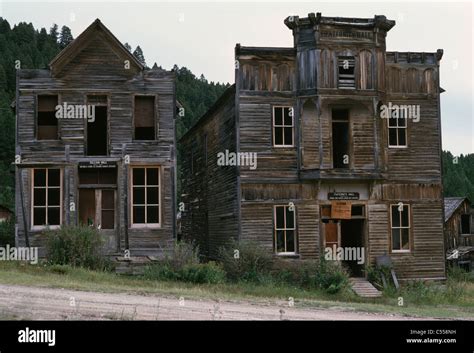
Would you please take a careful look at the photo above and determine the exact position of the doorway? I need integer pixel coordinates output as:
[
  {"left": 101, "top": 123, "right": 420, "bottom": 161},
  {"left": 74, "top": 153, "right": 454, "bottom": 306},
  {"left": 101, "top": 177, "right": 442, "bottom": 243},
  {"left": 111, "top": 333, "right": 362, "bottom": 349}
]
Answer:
[
  {"left": 340, "top": 219, "right": 365, "bottom": 276},
  {"left": 87, "top": 106, "right": 108, "bottom": 156}
]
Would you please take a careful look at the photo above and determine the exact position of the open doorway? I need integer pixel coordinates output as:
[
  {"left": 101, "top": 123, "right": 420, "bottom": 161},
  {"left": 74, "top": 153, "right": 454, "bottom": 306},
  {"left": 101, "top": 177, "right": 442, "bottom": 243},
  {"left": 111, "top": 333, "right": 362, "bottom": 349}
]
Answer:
[
  {"left": 87, "top": 105, "right": 108, "bottom": 156},
  {"left": 332, "top": 109, "right": 350, "bottom": 168},
  {"left": 340, "top": 219, "right": 365, "bottom": 276}
]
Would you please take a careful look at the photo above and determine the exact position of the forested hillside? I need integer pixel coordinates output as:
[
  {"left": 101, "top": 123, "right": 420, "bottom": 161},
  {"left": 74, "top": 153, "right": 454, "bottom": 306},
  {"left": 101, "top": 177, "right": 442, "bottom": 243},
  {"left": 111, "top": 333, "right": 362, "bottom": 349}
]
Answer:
[{"left": 443, "top": 151, "right": 474, "bottom": 202}]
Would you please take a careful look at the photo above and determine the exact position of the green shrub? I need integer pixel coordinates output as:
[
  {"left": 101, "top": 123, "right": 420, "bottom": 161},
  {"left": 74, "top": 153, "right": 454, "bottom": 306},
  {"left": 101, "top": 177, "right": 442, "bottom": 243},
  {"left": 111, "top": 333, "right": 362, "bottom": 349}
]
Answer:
[
  {"left": 45, "top": 225, "right": 111, "bottom": 271},
  {"left": 181, "top": 262, "right": 226, "bottom": 284},
  {"left": 160, "top": 241, "right": 199, "bottom": 272},
  {"left": 144, "top": 261, "right": 226, "bottom": 284},
  {"left": 314, "top": 259, "right": 349, "bottom": 294},
  {"left": 217, "top": 240, "right": 273, "bottom": 282},
  {"left": 0, "top": 217, "right": 15, "bottom": 247}
]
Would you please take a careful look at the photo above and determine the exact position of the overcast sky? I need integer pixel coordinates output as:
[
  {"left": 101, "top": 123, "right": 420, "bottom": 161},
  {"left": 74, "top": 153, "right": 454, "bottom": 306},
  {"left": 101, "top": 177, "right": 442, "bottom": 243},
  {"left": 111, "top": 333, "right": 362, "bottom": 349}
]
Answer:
[{"left": 1, "top": 1, "right": 472, "bottom": 155}]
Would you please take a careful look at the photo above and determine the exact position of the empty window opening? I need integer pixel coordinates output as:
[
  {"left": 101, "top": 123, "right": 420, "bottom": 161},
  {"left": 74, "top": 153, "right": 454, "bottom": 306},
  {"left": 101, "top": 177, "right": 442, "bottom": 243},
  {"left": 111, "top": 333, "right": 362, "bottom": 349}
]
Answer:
[
  {"left": 461, "top": 214, "right": 471, "bottom": 235},
  {"left": 37, "top": 95, "right": 58, "bottom": 140},
  {"left": 338, "top": 57, "right": 355, "bottom": 89},
  {"left": 79, "top": 189, "right": 115, "bottom": 229},
  {"left": 32, "top": 168, "right": 61, "bottom": 227},
  {"left": 87, "top": 105, "right": 108, "bottom": 156},
  {"left": 134, "top": 96, "right": 156, "bottom": 140},
  {"left": 332, "top": 109, "right": 350, "bottom": 169}
]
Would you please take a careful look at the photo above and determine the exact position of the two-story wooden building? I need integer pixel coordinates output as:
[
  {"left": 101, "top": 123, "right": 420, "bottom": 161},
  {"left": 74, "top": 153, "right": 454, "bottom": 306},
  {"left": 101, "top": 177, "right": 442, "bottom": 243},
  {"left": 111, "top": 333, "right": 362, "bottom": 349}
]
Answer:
[
  {"left": 180, "top": 13, "right": 445, "bottom": 280},
  {"left": 15, "top": 19, "right": 177, "bottom": 257}
]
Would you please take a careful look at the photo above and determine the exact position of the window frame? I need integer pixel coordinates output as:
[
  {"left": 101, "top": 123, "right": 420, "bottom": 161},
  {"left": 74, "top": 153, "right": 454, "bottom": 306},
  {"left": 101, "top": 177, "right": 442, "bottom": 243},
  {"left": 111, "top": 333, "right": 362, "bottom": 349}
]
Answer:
[
  {"left": 387, "top": 115, "right": 408, "bottom": 148},
  {"left": 273, "top": 205, "right": 297, "bottom": 255},
  {"left": 390, "top": 204, "right": 411, "bottom": 253},
  {"left": 130, "top": 166, "right": 161, "bottom": 229},
  {"left": 272, "top": 106, "right": 294, "bottom": 148},
  {"left": 31, "top": 168, "right": 63, "bottom": 231}
]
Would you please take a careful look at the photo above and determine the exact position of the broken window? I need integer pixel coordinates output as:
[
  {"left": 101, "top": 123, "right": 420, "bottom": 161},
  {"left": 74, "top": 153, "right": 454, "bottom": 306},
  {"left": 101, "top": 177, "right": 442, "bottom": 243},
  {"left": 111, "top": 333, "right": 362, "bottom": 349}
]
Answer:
[
  {"left": 32, "top": 168, "right": 61, "bottom": 228},
  {"left": 131, "top": 167, "right": 160, "bottom": 226},
  {"left": 274, "top": 205, "right": 296, "bottom": 254},
  {"left": 37, "top": 95, "right": 58, "bottom": 140},
  {"left": 86, "top": 99, "right": 108, "bottom": 155},
  {"left": 391, "top": 204, "right": 410, "bottom": 251},
  {"left": 388, "top": 113, "right": 407, "bottom": 147},
  {"left": 461, "top": 214, "right": 471, "bottom": 235},
  {"left": 332, "top": 109, "right": 350, "bottom": 168},
  {"left": 338, "top": 57, "right": 355, "bottom": 89},
  {"left": 134, "top": 96, "right": 156, "bottom": 140},
  {"left": 273, "top": 106, "right": 293, "bottom": 147}
]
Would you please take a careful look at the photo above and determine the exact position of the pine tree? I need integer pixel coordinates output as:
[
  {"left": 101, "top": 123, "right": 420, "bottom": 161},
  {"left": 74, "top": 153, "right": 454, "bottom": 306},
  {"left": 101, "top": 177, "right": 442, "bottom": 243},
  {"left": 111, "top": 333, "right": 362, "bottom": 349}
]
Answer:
[
  {"left": 49, "top": 24, "right": 58, "bottom": 42},
  {"left": 133, "top": 45, "right": 146, "bottom": 66},
  {"left": 124, "top": 42, "right": 132, "bottom": 52},
  {"left": 59, "top": 25, "right": 74, "bottom": 49}
]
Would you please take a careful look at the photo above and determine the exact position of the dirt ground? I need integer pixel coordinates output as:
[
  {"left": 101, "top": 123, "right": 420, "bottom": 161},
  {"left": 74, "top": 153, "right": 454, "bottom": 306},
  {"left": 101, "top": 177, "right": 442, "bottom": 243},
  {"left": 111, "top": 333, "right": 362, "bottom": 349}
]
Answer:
[{"left": 0, "top": 284, "right": 434, "bottom": 320}]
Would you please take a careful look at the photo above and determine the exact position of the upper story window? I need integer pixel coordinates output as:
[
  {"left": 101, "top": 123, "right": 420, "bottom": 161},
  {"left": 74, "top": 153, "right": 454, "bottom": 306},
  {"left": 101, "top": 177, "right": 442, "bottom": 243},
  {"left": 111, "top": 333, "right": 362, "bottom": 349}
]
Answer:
[
  {"left": 391, "top": 204, "right": 410, "bottom": 252},
  {"left": 388, "top": 115, "right": 407, "bottom": 148},
  {"left": 134, "top": 96, "right": 156, "bottom": 140},
  {"left": 273, "top": 106, "right": 294, "bottom": 147},
  {"left": 332, "top": 109, "right": 350, "bottom": 168},
  {"left": 37, "top": 95, "right": 58, "bottom": 140},
  {"left": 338, "top": 57, "right": 355, "bottom": 89},
  {"left": 32, "top": 168, "right": 62, "bottom": 229}
]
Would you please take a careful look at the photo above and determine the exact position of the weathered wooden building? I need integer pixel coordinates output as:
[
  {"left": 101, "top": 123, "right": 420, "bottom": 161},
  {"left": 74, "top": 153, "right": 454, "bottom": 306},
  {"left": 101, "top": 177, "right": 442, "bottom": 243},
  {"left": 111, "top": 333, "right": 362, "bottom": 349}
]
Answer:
[
  {"left": 15, "top": 19, "right": 177, "bottom": 256},
  {"left": 444, "top": 197, "right": 473, "bottom": 270},
  {"left": 180, "top": 13, "right": 445, "bottom": 280}
]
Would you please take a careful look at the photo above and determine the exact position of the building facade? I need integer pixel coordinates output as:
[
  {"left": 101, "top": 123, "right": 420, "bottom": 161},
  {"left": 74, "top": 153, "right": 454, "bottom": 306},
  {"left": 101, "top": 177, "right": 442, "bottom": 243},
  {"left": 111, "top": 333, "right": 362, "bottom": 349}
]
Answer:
[
  {"left": 180, "top": 13, "right": 446, "bottom": 280},
  {"left": 15, "top": 20, "right": 177, "bottom": 257}
]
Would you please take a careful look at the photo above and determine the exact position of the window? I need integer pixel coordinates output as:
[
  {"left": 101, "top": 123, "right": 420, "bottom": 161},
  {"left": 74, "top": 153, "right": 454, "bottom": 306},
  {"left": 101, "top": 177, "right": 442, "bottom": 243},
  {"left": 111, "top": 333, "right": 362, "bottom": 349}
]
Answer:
[
  {"left": 388, "top": 113, "right": 407, "bottom": 147},
  {"left": 131, "top": 167, "right": 160, "bottom": 226},
  {"left": 32, "top": 168, "right": 61, "bottom": 228},
  {"left": 134, "top": 96, "right": 156, "bottom": 140},
  {"left": 332, "top": 109, "right": 350, "bottom": 168},
  {"left": 273, "top": 107, "right": 294, "bottom": 147},
  {"left": 37, "top": 95, "right": 58, "bottom": 140},
  {"left": 338, "top": 57, "right": 355, "bottom": 89},
  {"left": 391, "top": 204, "right": 410, "bottom": 252},
  {"left": 274, "top": 205, "right": 296, "bottom": 254},
  {"left": 461, "top": 214, "right": 471, "bottom": 235}
]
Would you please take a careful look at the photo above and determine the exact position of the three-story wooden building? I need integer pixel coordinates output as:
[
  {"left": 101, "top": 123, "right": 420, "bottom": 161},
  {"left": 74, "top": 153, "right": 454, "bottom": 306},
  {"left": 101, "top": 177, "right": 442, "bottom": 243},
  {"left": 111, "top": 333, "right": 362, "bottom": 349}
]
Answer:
[{"left": 180, "top": 13, "right": 445, "bottom": 280}]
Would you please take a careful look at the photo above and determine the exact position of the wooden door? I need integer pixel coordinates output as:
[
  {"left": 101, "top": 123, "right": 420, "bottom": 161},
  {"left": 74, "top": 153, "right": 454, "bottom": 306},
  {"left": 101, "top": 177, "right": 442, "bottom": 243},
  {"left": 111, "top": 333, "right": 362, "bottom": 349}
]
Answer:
[{"left": 324, "top": 220, "right": 339, "bottom": 249}]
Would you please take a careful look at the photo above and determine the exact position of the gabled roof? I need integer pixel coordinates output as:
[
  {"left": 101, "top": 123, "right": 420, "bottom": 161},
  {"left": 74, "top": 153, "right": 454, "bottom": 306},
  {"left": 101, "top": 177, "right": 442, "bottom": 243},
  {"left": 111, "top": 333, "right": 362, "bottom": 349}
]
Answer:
[
  {"left": 444, "top": 197, "right": 470, "bottom": 222},
  {"left": 49, "top": 19, "right": 144, "bottom": 76}
]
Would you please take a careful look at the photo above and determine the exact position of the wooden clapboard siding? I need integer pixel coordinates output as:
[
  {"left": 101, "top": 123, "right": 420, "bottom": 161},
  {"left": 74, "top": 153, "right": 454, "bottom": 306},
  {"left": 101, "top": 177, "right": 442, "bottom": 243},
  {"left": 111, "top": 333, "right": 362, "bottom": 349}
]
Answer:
[
  {"left": 180, "top": 13, "right": 445, "bottom": 279},
  {"left": 179, "top": 86, "right": 239, "bottom": 259},
  {"left": 15, "top": 20, "right": 176, "bottom": 256}
]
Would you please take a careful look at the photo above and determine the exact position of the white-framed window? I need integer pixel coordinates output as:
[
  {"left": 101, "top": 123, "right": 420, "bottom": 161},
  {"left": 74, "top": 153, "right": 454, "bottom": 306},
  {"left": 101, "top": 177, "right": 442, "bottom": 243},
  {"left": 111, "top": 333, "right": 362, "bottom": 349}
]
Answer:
[
  {"left": 390, "top": 204, "right": 410, "bottom": 252},
  {"left": 274, "top": 205, "right": 297, "bottom": 254},
  {"left": 131, "top": 166, "right": 160, "bottom": 227},
  {"left": 388, "top": 115, "right": 407, "bottom": 147},
  {"left": 32, "top": 168, "right": 62, "bottom": 229},
  {"left": 273, "top": 106, "right": 294, "bottom": 147}
]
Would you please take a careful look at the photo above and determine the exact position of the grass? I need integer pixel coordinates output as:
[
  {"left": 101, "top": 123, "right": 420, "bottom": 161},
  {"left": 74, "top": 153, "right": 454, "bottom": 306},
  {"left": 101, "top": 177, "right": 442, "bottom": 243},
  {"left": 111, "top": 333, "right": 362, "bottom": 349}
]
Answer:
[{"left": 0, "top": 261, "right": 472, "bottom": 319}]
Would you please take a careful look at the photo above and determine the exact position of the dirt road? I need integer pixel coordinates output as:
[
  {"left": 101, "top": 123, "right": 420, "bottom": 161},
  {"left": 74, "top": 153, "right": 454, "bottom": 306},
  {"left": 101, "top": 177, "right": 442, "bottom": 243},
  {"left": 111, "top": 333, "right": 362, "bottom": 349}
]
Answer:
[{"left": 0, "top": 284, "right": 430, "bottom": 320}]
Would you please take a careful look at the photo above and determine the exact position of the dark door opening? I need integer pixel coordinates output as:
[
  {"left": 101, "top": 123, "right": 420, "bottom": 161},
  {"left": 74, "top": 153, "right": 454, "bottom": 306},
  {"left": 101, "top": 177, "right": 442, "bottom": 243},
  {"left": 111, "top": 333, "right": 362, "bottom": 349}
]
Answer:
[
  {"left": 87, "top": 106, "right": 108, "bottom": 156},
  {"left": 332, "top": 109, "right": 350, "bottom": 169},
  {"left": 340, "top": 219, "right": 364, "bottom": 276}
]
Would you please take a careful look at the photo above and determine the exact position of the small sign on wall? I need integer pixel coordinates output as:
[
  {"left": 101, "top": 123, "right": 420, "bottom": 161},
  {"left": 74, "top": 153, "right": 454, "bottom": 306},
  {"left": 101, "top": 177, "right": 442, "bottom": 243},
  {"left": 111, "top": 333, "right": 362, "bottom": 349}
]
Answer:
[
  {"left": 328, "top": 192, "right": 359, "bottom": 200},
  {"left": 331, "top": 201, "right": 352, "bottom": 219}
]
